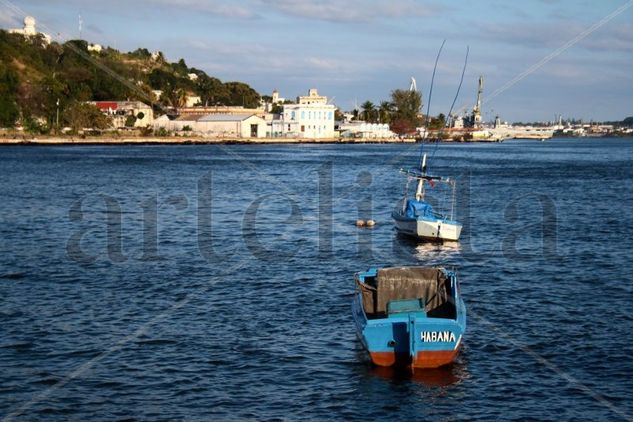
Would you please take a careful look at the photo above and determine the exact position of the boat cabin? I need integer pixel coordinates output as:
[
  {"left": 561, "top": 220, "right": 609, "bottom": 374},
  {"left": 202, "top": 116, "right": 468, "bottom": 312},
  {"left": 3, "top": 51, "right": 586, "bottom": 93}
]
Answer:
[{"left": 357, "top": 267, "right": 456, "bottom": 320}]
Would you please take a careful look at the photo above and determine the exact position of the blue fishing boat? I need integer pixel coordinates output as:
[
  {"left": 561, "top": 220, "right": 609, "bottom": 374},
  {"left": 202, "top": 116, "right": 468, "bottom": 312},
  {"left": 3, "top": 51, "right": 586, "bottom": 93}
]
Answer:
[
  {"left": 353, "top": 266, "right": 466, "bottom": 369},
  {"left": 392, "top": 154, "right": 462, "bottom": 241}
]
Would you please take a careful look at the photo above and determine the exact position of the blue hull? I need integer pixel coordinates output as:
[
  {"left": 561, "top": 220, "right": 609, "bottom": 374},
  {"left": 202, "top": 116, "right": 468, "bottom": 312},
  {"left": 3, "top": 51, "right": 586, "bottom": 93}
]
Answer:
[{"left": 353, "top": 267, "right": 466, "bottom": 369}]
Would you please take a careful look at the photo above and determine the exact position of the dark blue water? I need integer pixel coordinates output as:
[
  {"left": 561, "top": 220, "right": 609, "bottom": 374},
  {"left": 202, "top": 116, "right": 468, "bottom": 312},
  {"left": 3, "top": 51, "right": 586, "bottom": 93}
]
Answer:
[{"left": 1, "top": 138, "right": 632, "bottom": 420}]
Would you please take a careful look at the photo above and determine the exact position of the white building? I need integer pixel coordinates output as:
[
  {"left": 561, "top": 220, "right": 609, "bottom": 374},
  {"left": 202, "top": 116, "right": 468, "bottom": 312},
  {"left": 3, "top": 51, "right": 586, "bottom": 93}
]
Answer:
[
  {"left": 277, "top": 89, "right": 336, "bottom": 138},
  {"left": 88, "top": 43, "right": 102, "bottom": 53},
  {"left": 185, "top": 95, "right": 201, "bottom": 107},
  {"left": 9, "top": 16, "right": 51, "bottom": 44},
  {"left": 339, "top": 122, "right": 395, "bottom": 139},
  {"left": 155, "top": 113, "right": 266, "bottom": 138},
  {"left": 262, "top": 89, "right": 286, "bottom": 112},
  {"left": 90, "top": 101, "right": 154, "bottom": 128},
  {"left": 272, "top": 89, "right": 285, "bottom": 104}
]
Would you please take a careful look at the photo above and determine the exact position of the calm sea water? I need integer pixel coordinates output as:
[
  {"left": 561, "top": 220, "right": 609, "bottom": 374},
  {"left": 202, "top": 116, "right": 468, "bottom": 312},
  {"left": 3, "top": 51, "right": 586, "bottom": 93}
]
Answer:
[{"left": 1, "top": 138, "right": 632, "bottom": 420}]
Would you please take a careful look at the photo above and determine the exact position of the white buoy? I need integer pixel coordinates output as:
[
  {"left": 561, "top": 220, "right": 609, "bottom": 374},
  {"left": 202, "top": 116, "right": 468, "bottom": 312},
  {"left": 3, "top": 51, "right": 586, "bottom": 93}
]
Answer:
[
  {"left": 356, "top": 219, "right": 366, "bottom": 227},
  {"left": 366, "top": 219, "right": 376, "bottom": 227}
]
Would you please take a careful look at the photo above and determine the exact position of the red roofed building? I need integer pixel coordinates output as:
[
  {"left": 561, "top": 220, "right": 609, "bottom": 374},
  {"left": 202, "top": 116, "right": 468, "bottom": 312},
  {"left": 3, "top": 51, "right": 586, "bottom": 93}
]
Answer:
[{"left": 88, "top": 101, "right": 153, "bottom": 128}]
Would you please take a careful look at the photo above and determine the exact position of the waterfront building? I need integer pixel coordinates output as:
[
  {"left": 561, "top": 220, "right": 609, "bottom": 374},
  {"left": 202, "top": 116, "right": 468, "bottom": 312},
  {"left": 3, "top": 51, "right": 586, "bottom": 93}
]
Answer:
[
  {"left": 177, "top": 105, "right": 265, "bottom": 117},
  {"left": 277, "top": 89, "right": 337, "bottom": 138},
  {"left": 155, "top": 113, "right": 266, "bottom": 138},
  {"left": 90, "top": 101, "right": 154, "bottom": 128},
  {"left": 9, "top": 16, "right": 51, "bottom": 44},
  {"left": 339, "top": 122, "right": 395, "bottom": 139}
]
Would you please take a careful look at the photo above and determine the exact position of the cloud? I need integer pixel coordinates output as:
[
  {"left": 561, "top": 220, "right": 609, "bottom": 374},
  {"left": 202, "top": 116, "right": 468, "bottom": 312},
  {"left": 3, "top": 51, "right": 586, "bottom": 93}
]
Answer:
[
  {"left": 130, "top": 0, "right": 258, "bottom": 19},
  {"left": 184, "top": 39, "right": 352, "bottom": 74},
  {"left": 86, "top": 23, "right": 104, "bottom": 35},
  {"left": 475, "top": 20, "right": 633, "bottom": 52},
  {"left": 582, "top": 23, "right": 633, "bottom": 51},
  {"left": 0, "top": 7, "right": 21, "bottom": 28},
  {"left": 261, "top": 0, "right": 437, "bottom": 22}
]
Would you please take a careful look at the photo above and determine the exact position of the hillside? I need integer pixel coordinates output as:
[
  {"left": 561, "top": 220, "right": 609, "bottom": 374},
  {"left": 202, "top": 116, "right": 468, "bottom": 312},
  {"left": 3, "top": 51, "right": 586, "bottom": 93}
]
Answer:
[{"left": 0, "top": 30, "right": 261, "bottom": 131}]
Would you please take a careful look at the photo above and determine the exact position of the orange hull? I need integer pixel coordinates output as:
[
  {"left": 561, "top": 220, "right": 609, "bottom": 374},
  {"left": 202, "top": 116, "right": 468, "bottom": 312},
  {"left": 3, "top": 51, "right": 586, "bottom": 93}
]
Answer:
[{"left": 370, "top": 349, "right": 459, "bottom": 369}]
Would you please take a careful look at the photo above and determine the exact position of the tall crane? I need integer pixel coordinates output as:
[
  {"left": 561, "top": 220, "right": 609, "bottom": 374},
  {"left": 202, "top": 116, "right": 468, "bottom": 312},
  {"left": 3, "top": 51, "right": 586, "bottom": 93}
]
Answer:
[{"left": 472, "top": 75, "right": 483, "bottom": 128}]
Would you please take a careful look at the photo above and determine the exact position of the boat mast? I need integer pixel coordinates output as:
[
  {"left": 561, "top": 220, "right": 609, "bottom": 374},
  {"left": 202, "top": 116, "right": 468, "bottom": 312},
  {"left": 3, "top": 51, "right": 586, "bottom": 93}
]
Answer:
[
  {"left": 415, "top": 154, "right": 427, "bottom": 201},
  {"left": 450, "top": 180, "right": 456, "bottom": 220}
]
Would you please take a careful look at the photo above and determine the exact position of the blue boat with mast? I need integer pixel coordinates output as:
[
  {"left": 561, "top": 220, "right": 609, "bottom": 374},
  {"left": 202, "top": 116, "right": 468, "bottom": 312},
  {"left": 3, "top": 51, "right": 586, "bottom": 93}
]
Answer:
[
  {"left": 392, "top": 153, "right": 462, "bottom": 241},
  {"left": 391, "top": 42, "right": 468, "bottom": 242}
]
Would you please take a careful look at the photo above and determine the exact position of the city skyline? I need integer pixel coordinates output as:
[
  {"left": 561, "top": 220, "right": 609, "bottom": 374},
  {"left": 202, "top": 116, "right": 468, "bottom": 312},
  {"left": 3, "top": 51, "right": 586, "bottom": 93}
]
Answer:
[{"left": 2, "top": 0, "right": 632, "bottom": 122}]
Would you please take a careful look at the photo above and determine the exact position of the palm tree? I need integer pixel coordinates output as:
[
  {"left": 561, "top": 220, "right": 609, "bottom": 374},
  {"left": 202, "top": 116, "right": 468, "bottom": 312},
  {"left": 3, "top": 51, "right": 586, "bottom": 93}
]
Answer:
[
  {"left": 379, "top": 101, "right": 394, "bottom": 124},
  {"left": 176, "top": 89, "right": 188, "bottom": 108},
  {"left": 361, "top": 100, "right": 375, "bottom": 122}
]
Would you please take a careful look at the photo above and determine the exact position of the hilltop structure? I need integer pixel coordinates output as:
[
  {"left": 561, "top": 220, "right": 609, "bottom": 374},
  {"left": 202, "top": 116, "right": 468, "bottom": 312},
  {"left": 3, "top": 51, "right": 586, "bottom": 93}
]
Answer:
[{"left": 9, "top": 16, "right": 51, "bottom": 44}]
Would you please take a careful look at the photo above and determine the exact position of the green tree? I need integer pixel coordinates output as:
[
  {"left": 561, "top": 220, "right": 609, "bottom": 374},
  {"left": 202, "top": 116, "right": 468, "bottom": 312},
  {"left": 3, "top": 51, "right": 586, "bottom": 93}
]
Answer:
[
  {"left": 149, "top": 68, "right": 177, "bottom": 90},
  {"left": 223, "top": 81, "right": 260, "bottom": 108},
  {"left": 129, "top": 48, "right": 151, "bottom": 59},
  {"left": 160, "top": 87, "right": 188, "bottom": 108},
  {"left": 378, "top": 101, "right": 394, "bottom": 124},
  {"left": 125, "top": 114, "right": 137, "bottom": 127},
  {"left": 390, "top": 89, "right": 422, "bottom": 135},
  {"left": 22, "top": 114, "right": 47, "bottom": 134},
  {"left": 196, "top": 76, "right": 227, "bottom": 106},
  {"left": 0, "top": 65, "right": 19, "bottom": 127},
  {"left": 173, "top": 58, "right": 188, "bottom": 75},
  {"left": 361, "top": 101, "right": 376, "bottom": 122},
  {"left": 429, "top": 113, "right": 446, "bottom": 130},
  {"left": 63, "top": 102, "right": 112, "bottom": 132}
]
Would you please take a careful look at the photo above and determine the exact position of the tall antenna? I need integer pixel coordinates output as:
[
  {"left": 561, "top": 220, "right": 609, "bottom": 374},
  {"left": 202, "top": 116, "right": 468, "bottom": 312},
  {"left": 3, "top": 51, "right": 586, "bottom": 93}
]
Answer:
[{"left": 78, "top": 13, "right": 83, "bottom": 39}]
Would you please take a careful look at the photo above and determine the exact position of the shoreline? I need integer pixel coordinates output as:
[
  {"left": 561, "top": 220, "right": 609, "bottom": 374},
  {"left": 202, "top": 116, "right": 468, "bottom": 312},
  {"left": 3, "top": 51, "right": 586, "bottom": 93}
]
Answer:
[
  {"left": 0, "top": 136, "right": 413, "bottom": 145},
  {"left": 0, "top": 136, "right": 507, "bottom": 146}
]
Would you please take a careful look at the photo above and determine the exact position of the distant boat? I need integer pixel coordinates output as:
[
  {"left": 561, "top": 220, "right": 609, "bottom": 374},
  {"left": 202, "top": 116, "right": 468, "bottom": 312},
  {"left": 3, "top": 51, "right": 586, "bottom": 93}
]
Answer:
[
  {"left": 392, "top": 153, "right": 462, "bottom": 241},
  {"left": 353, "top": 266, "right": 466, "bottom": 370}
]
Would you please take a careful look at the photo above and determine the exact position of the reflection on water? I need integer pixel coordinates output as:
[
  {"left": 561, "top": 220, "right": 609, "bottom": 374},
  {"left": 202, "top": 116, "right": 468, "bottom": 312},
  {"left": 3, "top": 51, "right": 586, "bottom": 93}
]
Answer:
[
  {"left": 392, "top": 232, "right": 462, "bottom": 265},
  {"left": 368, "top": 362, "right": 469, "bottom": 388},
  {"left": 2, "top": 139, "right": 633, "bottom": 419}
]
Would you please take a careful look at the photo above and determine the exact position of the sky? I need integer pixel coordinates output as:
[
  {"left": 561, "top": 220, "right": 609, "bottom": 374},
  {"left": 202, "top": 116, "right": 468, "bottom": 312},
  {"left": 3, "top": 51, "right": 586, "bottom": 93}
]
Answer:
[{"left": 2, "top": 0, "right": 632, "bottom": 122}]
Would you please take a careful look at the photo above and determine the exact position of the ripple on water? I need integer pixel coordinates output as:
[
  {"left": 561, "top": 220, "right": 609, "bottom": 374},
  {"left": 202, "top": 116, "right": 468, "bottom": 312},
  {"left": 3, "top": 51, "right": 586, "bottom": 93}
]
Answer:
[{"left": 0, "top": 140, "right": 632, "bottom": 419}]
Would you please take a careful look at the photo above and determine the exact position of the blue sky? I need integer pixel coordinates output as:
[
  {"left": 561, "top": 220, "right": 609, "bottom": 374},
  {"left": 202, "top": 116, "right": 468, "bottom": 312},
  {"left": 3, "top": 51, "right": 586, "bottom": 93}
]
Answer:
[{"left": 2, "top": 0, "right": 632, "bottom": 121}]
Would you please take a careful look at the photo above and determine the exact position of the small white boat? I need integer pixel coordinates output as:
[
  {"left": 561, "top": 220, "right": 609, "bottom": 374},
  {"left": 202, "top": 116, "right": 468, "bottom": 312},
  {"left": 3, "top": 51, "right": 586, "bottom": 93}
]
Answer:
[{"left": 392, "top": 154, "right": 462, "bottom": 242}]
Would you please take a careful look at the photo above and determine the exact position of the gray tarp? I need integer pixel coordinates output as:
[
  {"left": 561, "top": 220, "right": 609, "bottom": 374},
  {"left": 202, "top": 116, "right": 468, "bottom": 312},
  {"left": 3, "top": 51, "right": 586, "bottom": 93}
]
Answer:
[{"left": 359, "top": 267, "right": 451, "bottom": 318}]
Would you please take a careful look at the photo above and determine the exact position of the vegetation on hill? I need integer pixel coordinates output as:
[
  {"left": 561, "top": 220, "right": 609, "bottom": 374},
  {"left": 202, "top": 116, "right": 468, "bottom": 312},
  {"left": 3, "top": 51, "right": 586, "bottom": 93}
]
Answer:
[{"left": 0, "top": 30, "right": 261, "bottom": 131}]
